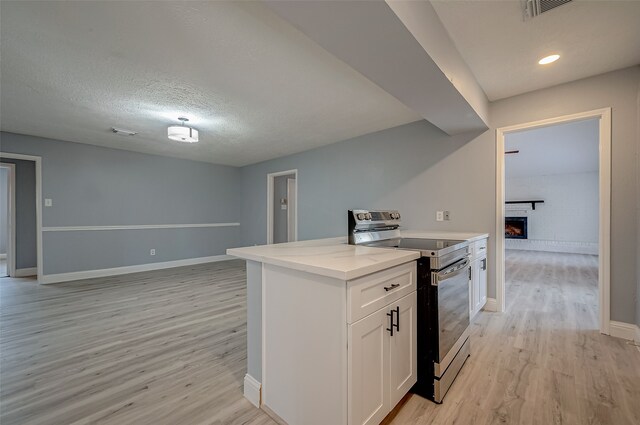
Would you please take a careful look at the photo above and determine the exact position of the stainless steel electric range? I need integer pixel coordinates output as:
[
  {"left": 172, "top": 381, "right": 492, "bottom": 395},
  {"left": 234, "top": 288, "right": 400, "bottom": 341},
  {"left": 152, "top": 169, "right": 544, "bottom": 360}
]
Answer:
[{"left": 348, "top": 209, "right": 471, "bottom": 403}]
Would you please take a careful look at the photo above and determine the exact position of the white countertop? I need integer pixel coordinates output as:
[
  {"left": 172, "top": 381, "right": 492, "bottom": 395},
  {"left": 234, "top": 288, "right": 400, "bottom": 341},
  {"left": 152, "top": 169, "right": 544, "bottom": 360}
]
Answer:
[
  {"left": 227, "top": 231, "right": 488, "bottom": 280},
  {"left": 227, "top": 237, "right": 419, "bottom": 281}
]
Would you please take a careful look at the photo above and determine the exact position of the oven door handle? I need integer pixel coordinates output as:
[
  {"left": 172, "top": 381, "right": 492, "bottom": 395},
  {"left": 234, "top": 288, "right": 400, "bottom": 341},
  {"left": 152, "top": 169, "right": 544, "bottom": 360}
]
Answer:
[{"left": 432, "top": 258, "right": 470, "bottom": 285}]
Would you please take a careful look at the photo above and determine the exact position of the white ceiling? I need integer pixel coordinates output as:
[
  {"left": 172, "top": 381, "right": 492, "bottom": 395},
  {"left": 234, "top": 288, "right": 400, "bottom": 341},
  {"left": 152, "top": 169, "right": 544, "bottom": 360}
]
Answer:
[
  {"left": 431, "top": 0, "right": 640, "bottom": 101},
  {"left": 505, "top": 118, "right": 599, "bottom": 178},
  {"left": 0, "top": 1, "right": 420, "bottom": 166}
]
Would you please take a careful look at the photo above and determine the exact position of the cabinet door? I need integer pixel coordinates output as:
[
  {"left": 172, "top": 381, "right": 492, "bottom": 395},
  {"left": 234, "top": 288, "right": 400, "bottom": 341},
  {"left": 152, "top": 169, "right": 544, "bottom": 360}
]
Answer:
[
  {"left": 479, "top": 257, "right": 487, "bottom": 308},
  {"left": 471, "top": 259, "right": 481, "bottom": 318},
  {"left": 388, "top": 292, "right": 417, "bottom": 408},
  {"left": 469, "top": 261, "right": 474, "bottom": 315},
  {"left": 348, "top": 307, "right": 389, "bottom": 425}
]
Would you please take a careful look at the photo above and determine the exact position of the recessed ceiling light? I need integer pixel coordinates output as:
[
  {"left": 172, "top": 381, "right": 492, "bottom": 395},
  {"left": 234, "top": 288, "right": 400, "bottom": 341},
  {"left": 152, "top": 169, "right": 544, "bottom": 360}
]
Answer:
[
  {"left": 538, "top": 54, "right": 560, "bottom": 65},
  {"left": 168, "top": 117, "right": 199, "bottom": 143}
]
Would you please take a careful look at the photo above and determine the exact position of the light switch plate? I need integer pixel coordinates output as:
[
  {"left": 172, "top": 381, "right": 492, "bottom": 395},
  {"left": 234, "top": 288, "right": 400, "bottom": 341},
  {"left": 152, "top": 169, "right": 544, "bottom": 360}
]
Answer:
[{"left": 44, "top": 198, "right": 53, "bottom": 207}]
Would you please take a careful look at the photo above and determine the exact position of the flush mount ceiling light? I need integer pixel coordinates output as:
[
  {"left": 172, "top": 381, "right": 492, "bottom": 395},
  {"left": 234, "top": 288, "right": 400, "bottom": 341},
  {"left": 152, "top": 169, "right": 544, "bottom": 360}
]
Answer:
[
  {"left": 538, "top": 54, "right": 560, "bottom": 65},
  {"left": 168, "top": 117, "right": 199, "bottom": 143}
]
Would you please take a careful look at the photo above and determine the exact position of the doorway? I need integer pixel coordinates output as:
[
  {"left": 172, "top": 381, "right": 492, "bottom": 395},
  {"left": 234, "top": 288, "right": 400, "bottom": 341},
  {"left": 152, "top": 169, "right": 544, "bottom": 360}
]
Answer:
[
  {"left": 0, "top": 163, "right": 15, "bottom": 277},
  {"left": 0, "top": 153, "right": 43, "bottom": 281},
  {"left": 495, "top": 108, "right": 611, "bottom": 335},
  {"left": 267, "top": 169, "right": 298, "bottom": 244}
]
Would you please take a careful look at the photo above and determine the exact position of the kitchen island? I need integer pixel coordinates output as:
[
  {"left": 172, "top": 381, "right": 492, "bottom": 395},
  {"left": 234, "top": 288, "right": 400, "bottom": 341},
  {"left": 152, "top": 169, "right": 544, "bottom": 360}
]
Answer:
[{"left": 227, "top": 231, "right": 488, "bottom": 425}]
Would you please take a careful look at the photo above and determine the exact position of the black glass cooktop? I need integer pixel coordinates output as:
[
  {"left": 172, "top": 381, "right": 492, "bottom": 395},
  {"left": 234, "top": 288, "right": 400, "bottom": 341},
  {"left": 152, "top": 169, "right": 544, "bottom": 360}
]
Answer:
[
  {"left": 362, "top": 238, "right": 468, "bottom": 256},
  {"left": 396, "top": 238, "right": 466, "bottom": 251}
]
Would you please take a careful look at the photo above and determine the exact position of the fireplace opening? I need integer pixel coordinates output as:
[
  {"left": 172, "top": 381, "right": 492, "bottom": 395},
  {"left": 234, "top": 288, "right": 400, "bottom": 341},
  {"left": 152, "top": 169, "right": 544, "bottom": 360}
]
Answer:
[{"left": 505, "top": 217, "right": 528, "bottom": 239}]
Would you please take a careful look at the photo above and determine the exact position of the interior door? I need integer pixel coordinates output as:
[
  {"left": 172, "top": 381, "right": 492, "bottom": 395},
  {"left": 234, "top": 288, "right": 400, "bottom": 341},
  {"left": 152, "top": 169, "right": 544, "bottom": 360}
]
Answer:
[
  {"left": 348, "top": 307, "right": 389, "bottom": 425},
  {"left": 286, "top": 178, "right": 297, "bottom": 242},
  {"left": 388, "top": 293, "right": 417, "bottom": 408}
]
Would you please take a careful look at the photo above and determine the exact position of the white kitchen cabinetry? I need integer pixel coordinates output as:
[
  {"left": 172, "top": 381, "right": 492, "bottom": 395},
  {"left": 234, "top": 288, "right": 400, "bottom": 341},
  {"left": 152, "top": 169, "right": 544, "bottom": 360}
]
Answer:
[
  {"left": 387, "top": 293, "right": 417, "bottom": 408},
  {"left": 478, "top": 257, "right": 487, "bottom": 309},
  {"left": 348, "top": 304, "right": 389, "bottom": 425},
  {"left": 469, "top": 238, "right": 488, "bottom": 318},
  {"left": 348, "top": 292, "right": 417, "bottom": 425},
  {"left": 262, "top": 261, "right": 417, "bottom": 425}
]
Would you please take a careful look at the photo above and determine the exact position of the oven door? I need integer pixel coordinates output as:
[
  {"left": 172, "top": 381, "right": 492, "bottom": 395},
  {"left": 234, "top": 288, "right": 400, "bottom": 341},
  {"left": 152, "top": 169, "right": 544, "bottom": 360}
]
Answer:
[{"left": 431, "top": 258, "right": 470, "bottom": 372}]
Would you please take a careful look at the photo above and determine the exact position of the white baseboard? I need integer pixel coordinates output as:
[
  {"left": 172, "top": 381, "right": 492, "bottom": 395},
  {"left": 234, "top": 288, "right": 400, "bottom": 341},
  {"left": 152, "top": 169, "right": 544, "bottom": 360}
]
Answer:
[
  {"left": 244, "top": 374, "right": 261, "bottom": 408},
  {"left": 15, "top": 267, "right": 37, "bottom": 277},
  {"left": 39, "top": 255, "right": 234, "bottom": 284},
  {"left": 609, "top": 321, "right": 640, "bottom": 341},
  {"left": 483, "top": 297, "right": 498, "bottom": 312},
  {"left": 505, "top": 239, "right": 598, "bottom": 255},
  {"left": 0, "top": 253, "right": 6, "bottom": 259}
]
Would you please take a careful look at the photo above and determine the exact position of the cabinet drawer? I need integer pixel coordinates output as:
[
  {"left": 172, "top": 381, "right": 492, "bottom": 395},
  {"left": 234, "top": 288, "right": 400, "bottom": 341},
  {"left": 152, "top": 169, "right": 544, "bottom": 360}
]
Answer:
[
  {"left": 347, "top": 262, "right": 416, "bottom": 324},
  {"left": 471, "top": 239, "right": 487, "bottom": 261}
]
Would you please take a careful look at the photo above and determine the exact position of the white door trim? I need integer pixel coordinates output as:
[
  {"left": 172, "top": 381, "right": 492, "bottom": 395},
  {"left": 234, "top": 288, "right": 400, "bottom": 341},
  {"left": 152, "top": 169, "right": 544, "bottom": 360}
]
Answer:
[
  {"left": 0, "top": 162, "right": 16, "bottom": 277},
  {"left": 495, "top": 108, "right": 611, "bottom": 335},
  {"left": 0, "top": 152, "right": 43, "bottom": 283},
  {"left": 266, "top": 169, "right": 298, "bottom": 244}
]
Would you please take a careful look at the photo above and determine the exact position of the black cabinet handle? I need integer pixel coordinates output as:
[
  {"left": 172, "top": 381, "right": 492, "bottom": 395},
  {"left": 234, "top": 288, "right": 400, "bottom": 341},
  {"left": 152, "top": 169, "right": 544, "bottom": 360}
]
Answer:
[
  {"left": 482, "top": 258, "right": 487, "bottom": 271},
  {"left": 384, "top": 283, "right": 400, "bottom": 291},
  {"left": 387, "top": 306, "right": 400, "bottom": 336}
]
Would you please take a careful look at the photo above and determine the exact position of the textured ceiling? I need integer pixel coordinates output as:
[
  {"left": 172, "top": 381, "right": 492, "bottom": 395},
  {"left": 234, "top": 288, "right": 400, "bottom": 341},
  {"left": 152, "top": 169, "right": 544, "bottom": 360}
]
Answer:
[
  {"left": 0, "top": 1, "right": 420, "bottom": 166},
  {"left": 431, "top": 0, "right": 640, "bottom": 101},
  {"left": 505, "top": 118, "right": 599, "bottom": 178}
]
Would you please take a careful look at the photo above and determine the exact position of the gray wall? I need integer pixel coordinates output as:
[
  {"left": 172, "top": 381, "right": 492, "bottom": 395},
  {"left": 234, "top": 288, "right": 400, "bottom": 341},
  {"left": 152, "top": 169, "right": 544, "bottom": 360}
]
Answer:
[
  {"left": 273, "top": 174, "right": 295, "bottom": 244},
  {"left": 0, "top": 158, "right": 37, "bottom": 269},
  {"left": 0, "top": 167, "right": 7, "bottom": 254},
  {"left": 240, "top": 66, "right": 640, "bottom": 325},
  {"left": 490, "top": 66, "right": 639, "bottom": 324},
  {"left": 240, "top": 120, "right": 486, "bottom": 245},
  {"left": 0, "top": 132, "right": 242, "bottom": 275}
]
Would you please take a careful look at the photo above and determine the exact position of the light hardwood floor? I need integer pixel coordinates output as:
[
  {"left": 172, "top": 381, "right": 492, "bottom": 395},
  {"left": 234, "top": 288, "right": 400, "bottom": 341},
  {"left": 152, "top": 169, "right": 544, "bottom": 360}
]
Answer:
[
  {"left": 1, "top": 251, "right": 639, "bottom": 425},
  {"left": 0, "top": 261, "right": 274, "bottom": 425},
  {"left": 386, "top": 250, "right": 640, "bottom": 425}
]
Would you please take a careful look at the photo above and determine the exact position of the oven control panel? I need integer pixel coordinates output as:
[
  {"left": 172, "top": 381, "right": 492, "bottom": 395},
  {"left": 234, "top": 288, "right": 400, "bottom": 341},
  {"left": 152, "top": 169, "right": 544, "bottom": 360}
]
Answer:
[
  {"left": 351, "top": 209, "right": 401, "bottom": 223},
  {"left": 348, "top": 209, "right": 402, "bottom": 245}
]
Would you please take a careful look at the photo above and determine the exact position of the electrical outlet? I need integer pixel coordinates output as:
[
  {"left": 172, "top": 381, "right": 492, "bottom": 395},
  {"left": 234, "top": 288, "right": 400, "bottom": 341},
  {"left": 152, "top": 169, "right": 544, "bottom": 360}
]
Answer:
[
  {"left": 444, "top": 211, "right": 451, "bottom": 221},
  {"left": 150, "top": 249, "right": 156, "bottom": 256},
  {"left": 436, "top": 211, "right": 444, "bottom": 221},
  {"left": 44, "top": 198, "right": 53, "bottom": 207}
]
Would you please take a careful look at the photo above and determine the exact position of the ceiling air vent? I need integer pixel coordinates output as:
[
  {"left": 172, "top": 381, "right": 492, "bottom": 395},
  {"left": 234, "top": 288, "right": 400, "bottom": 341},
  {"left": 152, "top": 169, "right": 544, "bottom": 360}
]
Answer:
[{"left": 522, "top": 0, "right": 573, "bottom": 20}]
